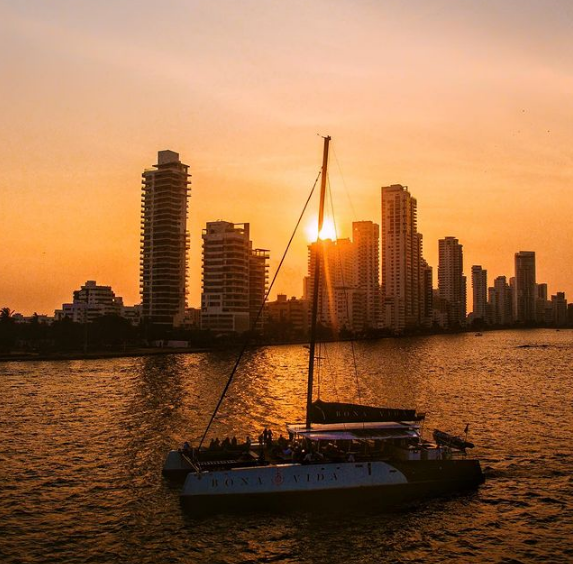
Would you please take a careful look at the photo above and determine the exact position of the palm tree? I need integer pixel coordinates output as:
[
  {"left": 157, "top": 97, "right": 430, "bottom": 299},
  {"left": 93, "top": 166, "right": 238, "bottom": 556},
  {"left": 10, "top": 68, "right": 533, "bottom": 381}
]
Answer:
[
  {"left": 0, "top": 307, "right": 16, "bottom": 353},
  {"left": 0, "top": 307, "right": 15, "bottom": 323}
]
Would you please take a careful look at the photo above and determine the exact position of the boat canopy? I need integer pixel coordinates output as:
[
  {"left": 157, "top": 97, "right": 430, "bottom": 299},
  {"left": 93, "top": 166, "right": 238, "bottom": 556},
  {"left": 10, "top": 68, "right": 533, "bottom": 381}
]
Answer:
[
  {"left": 309, "top": 400, "right": 424, "bottom": 424},
  {"left": 287, "top": 421, "right": 420, "bottom": 442}
]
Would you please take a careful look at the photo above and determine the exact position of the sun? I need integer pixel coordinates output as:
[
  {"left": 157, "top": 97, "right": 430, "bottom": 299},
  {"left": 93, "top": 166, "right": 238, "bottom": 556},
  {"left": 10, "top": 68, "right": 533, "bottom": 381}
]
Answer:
[
  {"left": 319, "top": 218, "right": 337, "bottom": 240},
  {"left": 305, "top": 215, "right": 337, "bottom": 242}
]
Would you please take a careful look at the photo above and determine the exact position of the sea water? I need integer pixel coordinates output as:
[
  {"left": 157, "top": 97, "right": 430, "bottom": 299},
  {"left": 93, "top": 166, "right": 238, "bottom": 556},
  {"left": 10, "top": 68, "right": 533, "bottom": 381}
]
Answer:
[{"left": 1, "top": 329, "right": 572, "bottom": 563}]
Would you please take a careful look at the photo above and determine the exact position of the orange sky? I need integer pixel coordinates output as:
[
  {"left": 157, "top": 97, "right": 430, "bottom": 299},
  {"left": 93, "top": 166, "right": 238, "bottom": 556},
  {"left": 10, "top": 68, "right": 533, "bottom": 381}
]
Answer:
[{"left": 1, "top": 1, "right": 572, "bottom": 315}]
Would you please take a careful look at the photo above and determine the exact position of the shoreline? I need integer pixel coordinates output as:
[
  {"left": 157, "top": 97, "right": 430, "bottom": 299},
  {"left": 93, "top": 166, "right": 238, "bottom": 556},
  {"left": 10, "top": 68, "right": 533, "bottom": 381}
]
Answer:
[
  {"left": 0, "top": 326, "right": 567, "bottom": 364},
  {"left": 0, "top": 347, "right": 211, "bottom": 363}
]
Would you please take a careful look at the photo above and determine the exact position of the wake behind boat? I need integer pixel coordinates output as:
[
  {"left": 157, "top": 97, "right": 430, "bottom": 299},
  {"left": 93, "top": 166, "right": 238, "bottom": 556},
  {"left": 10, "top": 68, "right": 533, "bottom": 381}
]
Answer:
[{"left": 163, "top": 136, "right": 484, "bottom": 513}]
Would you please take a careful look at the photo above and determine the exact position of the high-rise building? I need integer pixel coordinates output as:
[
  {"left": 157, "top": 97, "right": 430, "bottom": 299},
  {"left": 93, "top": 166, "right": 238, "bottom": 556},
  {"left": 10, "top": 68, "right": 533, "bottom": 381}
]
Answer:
[
  {"left": 551, "top": 292, "right": 568, "bottom": 326},
  {"left": 201, "top": 221, "right": 269, "bottom": 334},
  {"left": 352, "top": 221, "right": 381, "bottom": 329},
  {"left": 265, "top": 294, "right": 309, "bottom": 337},
  {"left": 471, "top": 265, "right": 488, "bottom": 321},
  {"left": 514, "top": 251, "right": 536, "bottom": 323},
  {"left": 492, "top": 276, "right": 513, "bottom": 325},
  {"left": 140, "top": 150, "right": 190, "bottom": 326},
  {"left": 381, "top": 185, "right": 423, "bottom": 332},
  {"left": 420, "top": 259, "right": 433, "bottom": 327},
  {"left": 486, "top": 287, "right": 496, "bottom": 325},
  {"left": 249, "top": 249, "right": 270, "bottom": 331},
  {"left": 438, "top": 237, "right": 466, "bottom": 327},
  {"left": 307, "top": 238, "right": 364, "bottom": 333},
  {"left": 535, "top": 283, "right": 550, "bottom": 323}
]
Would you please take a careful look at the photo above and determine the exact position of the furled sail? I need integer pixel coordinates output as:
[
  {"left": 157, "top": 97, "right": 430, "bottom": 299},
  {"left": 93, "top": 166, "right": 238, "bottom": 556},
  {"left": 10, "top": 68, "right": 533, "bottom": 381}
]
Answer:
[{"left": 309, "top": 399, "right": 424, "bottom": 424}]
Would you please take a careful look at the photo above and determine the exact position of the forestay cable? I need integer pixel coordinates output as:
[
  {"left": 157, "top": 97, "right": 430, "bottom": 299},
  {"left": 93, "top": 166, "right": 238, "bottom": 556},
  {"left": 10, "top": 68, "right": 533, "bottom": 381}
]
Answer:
[{"left": 198, "top": 171, "right": 322, "bottom": 448}]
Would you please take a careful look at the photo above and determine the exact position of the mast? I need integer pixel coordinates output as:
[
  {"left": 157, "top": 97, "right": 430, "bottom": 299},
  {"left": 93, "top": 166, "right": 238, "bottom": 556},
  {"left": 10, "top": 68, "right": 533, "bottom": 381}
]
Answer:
[{"left": 306, "top": 135, "right": 330, "bottom": 429}]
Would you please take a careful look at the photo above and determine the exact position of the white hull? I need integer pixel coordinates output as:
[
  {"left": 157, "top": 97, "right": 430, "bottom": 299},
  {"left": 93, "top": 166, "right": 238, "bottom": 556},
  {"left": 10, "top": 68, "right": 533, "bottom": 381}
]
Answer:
[
  {"left": 182, "top": 461, "right": 407, "bottom": 498},
  {"left": 177, "top": 457, "right": 484, "bottom": 513}
]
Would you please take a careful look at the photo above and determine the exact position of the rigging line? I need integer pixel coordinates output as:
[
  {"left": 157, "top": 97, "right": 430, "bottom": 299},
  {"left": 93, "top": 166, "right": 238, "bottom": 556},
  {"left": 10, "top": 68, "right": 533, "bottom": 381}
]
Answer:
[
  {"left": 327, "top": 173, "right": 363, "bottom": 404},
  {"left": 331, "top": 144, "right": 358, "bottom": 222},
  {"left": 316, "top": 342, "right": 321, "bottom": 400},
  {"left": 324, "top": 341, "right": 340, "bottom": 403},
  {"left": 198, "top": 170, "right": 322, "bottom": 449}
]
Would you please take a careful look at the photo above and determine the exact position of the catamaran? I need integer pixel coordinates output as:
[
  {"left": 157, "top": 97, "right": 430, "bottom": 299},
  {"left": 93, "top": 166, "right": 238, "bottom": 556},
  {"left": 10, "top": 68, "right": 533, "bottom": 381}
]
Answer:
[{"left": 163, "top": 136, "right": 484, "bottom": 513}]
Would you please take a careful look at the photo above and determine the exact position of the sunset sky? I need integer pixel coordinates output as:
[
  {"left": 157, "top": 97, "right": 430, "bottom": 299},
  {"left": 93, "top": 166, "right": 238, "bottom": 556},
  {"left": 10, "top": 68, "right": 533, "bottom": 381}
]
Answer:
[{"left": 1, "top": 1, "right": 572, "bottom": 315}]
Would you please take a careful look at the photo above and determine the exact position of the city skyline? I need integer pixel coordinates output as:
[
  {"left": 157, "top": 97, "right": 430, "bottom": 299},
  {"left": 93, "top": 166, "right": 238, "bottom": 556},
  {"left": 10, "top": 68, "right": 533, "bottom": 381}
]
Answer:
[
  {"left": 2, "top": 151, "right": 570, "bottom": 318},
  {"left": 2, "top": 1, "right": 573, "bottom": 315}
]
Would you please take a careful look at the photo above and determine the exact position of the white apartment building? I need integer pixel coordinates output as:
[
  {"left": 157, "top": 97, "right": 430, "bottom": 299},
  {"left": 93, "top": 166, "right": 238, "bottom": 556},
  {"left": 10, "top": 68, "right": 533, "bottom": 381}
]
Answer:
[
  {"left": 140, "top": 150, "right": 190, "bottom": 326},
  {"left": 55, "top": 280, "right": 124, "bottom": 323},
  {"left": 201, "top": 221, "right": 269, "bottom": 334},
  {"left": 352, "top": 221, "right": 381, "bottom": 329},
  {"left": 381, "top": 185, "right": 423, "bottom": 332}
]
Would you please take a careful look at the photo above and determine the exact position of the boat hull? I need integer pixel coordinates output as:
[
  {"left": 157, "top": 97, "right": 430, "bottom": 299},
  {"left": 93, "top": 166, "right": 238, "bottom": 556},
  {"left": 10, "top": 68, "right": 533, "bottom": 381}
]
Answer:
[
  {"left": 180, "top": 459, "right": 484, "bottom": 514},
  {"left": 163, "top": 450, "right": 195, "bottom": 480}
]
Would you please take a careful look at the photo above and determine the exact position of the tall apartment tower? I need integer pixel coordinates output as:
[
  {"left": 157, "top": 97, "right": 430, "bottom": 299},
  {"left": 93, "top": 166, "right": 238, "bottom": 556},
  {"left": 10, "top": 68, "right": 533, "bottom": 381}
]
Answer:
[
  {"left": 381, "top": 185, "right": 422, "bottom": 332},
  {"left": 514, "top": 251, "right": 536, "bottom": 323},
  {"left": 471, "top": 265, "right": 488, "bottom": 321},
  {"left": 492, "top": 276, "right": 513, "bottom": 325},
  {"left": 420, "top": 259, "right": 433, "bottom": 327},
  {"left": 536, "top": 283, "right": 550, "bottom": 322},
  {"left": 249, "top": 249, "right": 270, "bottom": 330},
  {"left": 352, "top": 221, "right": 381, "bottom": 329},
  {"left": 307, "top": 238, "right": 363, "bottom": 333},
  {"left": 438, "top": 237, "right": 466, "bottom": 327},
  {"left": 140, "top": 150, "right": 190, "bottom": 326},
  {"left": 551, "top": 292, "right": 568, "bottom": 326},
  {"left": 201, "top": 221, "right": 269, "bottom": 334}
]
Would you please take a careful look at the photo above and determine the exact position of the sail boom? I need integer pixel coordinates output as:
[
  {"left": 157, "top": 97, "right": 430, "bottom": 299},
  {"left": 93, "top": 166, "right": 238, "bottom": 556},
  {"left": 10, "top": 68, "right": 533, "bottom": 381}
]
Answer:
[{"left": 309, "top": 400, "right": 425, "bottom": 424}]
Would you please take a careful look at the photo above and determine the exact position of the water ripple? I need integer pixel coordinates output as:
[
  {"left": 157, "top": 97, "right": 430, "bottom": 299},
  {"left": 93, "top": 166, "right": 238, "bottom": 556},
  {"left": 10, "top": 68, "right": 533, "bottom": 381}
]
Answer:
[{"left": 1, "top": 329, "right": 572, "bottom": 563}]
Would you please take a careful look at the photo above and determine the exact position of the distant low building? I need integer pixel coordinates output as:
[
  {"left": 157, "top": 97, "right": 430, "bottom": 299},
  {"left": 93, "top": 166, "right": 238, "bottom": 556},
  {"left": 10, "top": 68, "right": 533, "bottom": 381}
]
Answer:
[
  {"left": 13, "top": 314, "right": 54, "bottom": 325},
  {"left": 180, "top": 307, "right": 201, "bottom": 329},
  {"left": 122, "top": 304, "right": 142, "bottom": 326},
  {"left": 265, "top": 294, "right": 309, "bottom": 337},
  {"left": 55, "top": 280, "right": 125, "bottom": 323}
]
